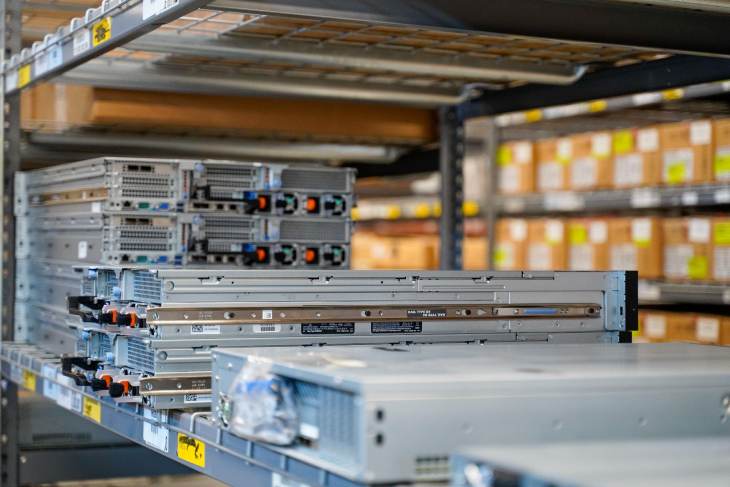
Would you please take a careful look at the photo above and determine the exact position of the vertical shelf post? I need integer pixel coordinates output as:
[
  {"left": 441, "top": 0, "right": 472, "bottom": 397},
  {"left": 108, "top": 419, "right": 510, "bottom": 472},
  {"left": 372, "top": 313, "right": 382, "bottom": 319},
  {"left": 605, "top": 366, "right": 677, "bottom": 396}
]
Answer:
[
  {"left": 484, "top": 119, "right": 499, "bottom": 269},
  {"left": 439, "top": 106, "right": 465, "bottom": 270}
]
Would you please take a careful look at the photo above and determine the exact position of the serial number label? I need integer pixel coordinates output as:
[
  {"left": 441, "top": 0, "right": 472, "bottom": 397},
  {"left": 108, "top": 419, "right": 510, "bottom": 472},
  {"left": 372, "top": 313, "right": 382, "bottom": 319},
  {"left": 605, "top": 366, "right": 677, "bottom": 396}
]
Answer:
[
  {"left": 301, "top": 322, "right": 355, "bottom": 335},
  {"left": 371, "top": 321, "right": 423, "bottom": 334},
  {"left": 407, "top": 309, "right": 447, "bottom": 318}
]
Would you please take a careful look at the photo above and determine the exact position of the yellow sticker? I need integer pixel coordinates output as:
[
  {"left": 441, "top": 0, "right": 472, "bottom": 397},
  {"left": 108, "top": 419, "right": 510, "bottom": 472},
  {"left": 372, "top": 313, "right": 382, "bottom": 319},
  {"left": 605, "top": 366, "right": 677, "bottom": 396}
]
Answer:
[
  {"left": 666, "top": 162, "right": 687, "bottom": 184},
  {"left": 385, "top": 205, "right": 401, "bottom": 220},
  {"left": 588, "top": 100, "right": 607, "bottom": 113},
  {"left": 82, "top": 396, "right": 101, "bottom": 423},
  {"left": 613, "top": 130, "right": 634, "bottom": 155},
  {"left": 432, "top": 202, "right": 442, "bottom": 217},
  {"left": 414, "top": 202, "right": 431, "bottom": 219},
  {"left": 569, "top": 225, "right": 588, "bottom": 245},
  {"left": 350, "top": 207, "right": 360, "bottom": 221},
  {"left": 497, "top": 146, "right": 513, "bottom": 166},
  {"left": 662, "top": 88, "right": 684, "bottom": 100},
  {"left": 463, "top": 200, "right": 479, "bottom": 217},
  {"left": 22, "top": 370, "right": 36, "bottom": 391},
  {"left": 494, "top": 247, "right": 507, "bottom": 266},
  {"left": 92, "top": 17, "right": 112, "bottom": 47},
  {"left": 688, "top": 255, "right": 708, "bottom": 280},
  {"left": 17, "top": 65, "right": 31, "bottom": 88},
  {"left": 525, "top": 109, "right": 542, "bottom": 123},
  {"left": 714, "top": 221, "right": 730, "bottom": 245},
  {"left": 714, "top": 154, "right": 730, "bottom": 178},
  {"left": 177, "top": 433, "right": 206, "bottom": 468}
]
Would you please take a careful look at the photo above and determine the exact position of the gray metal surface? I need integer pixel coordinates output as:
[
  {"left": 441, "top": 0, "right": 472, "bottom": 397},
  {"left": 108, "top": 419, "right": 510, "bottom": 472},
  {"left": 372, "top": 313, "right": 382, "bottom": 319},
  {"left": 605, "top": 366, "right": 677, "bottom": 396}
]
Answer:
[
  {"left": 212, "top": 342, "right": 730, "bottom": 484},
  {"left": 452, "top": 437, "right": 730, "bottom": 487}
]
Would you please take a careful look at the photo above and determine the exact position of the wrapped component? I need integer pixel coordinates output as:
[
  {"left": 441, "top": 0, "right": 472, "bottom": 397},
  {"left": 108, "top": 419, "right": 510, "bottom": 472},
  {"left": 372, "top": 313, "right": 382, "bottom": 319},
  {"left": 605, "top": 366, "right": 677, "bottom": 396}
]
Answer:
[{"left": 225, "top": 357, "right": 298, "bottom": 445}]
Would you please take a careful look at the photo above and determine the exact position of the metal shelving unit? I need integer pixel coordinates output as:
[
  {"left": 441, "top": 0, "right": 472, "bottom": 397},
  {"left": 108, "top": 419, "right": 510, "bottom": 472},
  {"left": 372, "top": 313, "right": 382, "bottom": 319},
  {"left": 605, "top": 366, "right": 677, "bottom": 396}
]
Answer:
[{"left": 3, "top": 0, "right": 730, "bottom": 486}]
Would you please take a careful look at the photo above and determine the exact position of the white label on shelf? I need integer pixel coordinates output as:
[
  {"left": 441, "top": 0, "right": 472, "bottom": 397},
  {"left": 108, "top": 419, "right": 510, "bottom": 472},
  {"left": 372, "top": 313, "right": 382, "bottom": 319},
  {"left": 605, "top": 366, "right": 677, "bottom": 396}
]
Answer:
[
  {"left": 262, "top": 309, "right": 273, "bottom": 320},
  {"left": 42, "top": 364, "right": 56, "bottom": 380},
  {"left": 34, "top": 53, "right": 48, "bottom": 76},
  {"left": 546, "top": 220, "right": 564, "bottom": 243},
  {"left": 56, "top": 387, "right": 73, "bottom": 410},
  {"left": 253, "top": 324, "right": 281, "bottom": 333},
  {"left": 591, "top": 133, "right": 611, "bottom": 157},
  {"left": 630, "top": 188, "right": 660, "bottom": 208},
  {"left": 715, "top": 188, "right": 730, "bottom": 204},
  {"left": 78, "top": 241, "right": 88, "bottom": 259},
  {"left": 688, "top": 218, "right": 711, "bottom": 243},
  {"left": 43, "top": 378, "right": 59, "bottom": 401},
  {"left": 723, "top": 80, "right": 730, "bottom": 92},
  {"left": 681, "top": 191, "right": 699, "bottom": 206},
  {"left": 183, "top": 393, "right": 211, "bottom": 404},
  {"left": 570, "top": 157, "right": 598, "bottom": 189},
  {"left": 502, "top": 197, "right": 525, "bottom": 213},
  {"left": 142, "top": 0, "right": 179, "bottom": 19},
  {"left": 614, "top": 154, "right": 644, "bottom": 187},
  {"left": 557, "top": 138, "right": 572, "bottom": 160},
  {"left": 143, "top": 408, "right": 169, "bottom": 452},
  {"left": 513, "top": 142, "right": 532, "bottom": 164},
  {"left": 696, "top": 317, "right": 720, "bottom": 342},
  {"left": 690, "top": 120, "right": 712, "bottom": 145},
  {"left": 6, "top": 70, "right": 18, "bottom": 92},
  {"left": 632, "top": 92, "right": 662, "bottom": 106},
  {"left": 299, "top": 423, "right": 320, "bottom": 440},
  {"left": 638, "top": 281, "right": 661, "bottom": 301},
  {"left": 631, "top": 218, "right": 652, "bottom": 242},
  {"left": 72, "top": 29, "right": 90, "bottom": 56},
  {"left": 190, "top": 324, "right": 220, "bottom": 335},
  {"left": 544, "top": 192, "right": 584, "bottom": 211},
  {"left": 509, "top": 220, "right": 527, "bottom": 242},
  {"left": 645, "top": 315, "right": 667, "bottom": 338},
  {"left": 589, "top": 221, "right": 608, "bottom": 244},
  {"left": 637, "top": 128, "right": 659, "bottom": 152},
  {"left": 91, "top": 202, "right": 102, "bottom": 213},
  {"left": 47, "top": 45, "right": 63, "bottom": 70},
  {"left": 723, "top": 289, "right": 730, "bottom": 304}
]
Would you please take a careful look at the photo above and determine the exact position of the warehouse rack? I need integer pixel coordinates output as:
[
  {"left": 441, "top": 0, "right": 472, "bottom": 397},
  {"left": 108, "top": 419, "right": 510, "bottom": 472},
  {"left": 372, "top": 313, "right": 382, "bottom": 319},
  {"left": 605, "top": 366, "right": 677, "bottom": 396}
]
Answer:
[{"left": 3, "top": 0, "right": 730, "bottom": 485}]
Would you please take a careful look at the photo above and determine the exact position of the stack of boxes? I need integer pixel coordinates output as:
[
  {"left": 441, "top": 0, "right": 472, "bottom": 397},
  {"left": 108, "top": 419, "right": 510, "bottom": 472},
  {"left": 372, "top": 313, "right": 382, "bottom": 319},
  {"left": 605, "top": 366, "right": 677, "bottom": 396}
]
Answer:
[{"left": 638, "top": 311, "right": 730, "bottom": 345}]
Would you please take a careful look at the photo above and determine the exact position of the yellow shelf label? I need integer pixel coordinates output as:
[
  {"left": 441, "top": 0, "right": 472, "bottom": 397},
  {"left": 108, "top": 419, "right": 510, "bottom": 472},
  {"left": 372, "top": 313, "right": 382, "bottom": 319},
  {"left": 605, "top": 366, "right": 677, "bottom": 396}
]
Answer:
[
  {"left": 92, "top": 17, "right": 112, "bottom": 47},
  {"left": 414, "top": 202, "right": 431, "bottom": 219},
  {"left": 22, "top": 370, "right": 36, "bottom": 391},
  {"left": 525, "top": 109, "right": 543, "bottom": 123},
  {"left": 613, "top": 130, "right": 634, "bottom": 155},
  {"left": 17, "top": 65, "right": 31, "bottom": 88},
  {"left": 463, "top": 200, "right": 479, "bottom": 217},
  {"left": 432, "top": 202, "right": 442, "bottom": 217},
  {"left": 662, "top": 88, "right": 684, "bottom": 101},
  {"left": 177, "top": 433, "right": 206, "bottom": 468},
  {"left": 688, "top": 255, "right": 708, "bottom": 280},
  {"left": 588, "top": 100, "right": 607, "bottom": 113},
  {"left": 350, "top": 207, "right": 360, "bottom": 221},
  {"left": 385, "top": 205, "right": 401, "bottom": 220},
  {"left": 714, "top": 221, "right": 730, "bottom": 245},
  {"left": 82, "top": 397, "right": 102, "bottom": 423}
]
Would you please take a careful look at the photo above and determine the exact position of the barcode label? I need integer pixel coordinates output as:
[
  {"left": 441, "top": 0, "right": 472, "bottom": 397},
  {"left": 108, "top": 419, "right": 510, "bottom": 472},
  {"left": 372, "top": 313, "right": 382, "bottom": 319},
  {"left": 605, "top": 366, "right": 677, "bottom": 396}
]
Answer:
[
  {"left": 142, "top": 0, "right": 179, "bottom": 19},
  {"left": 5, "top": 70, "right": 18, "bottom": 93},
  {"left": 191, "top": 324, "right": 220, "bottom": 335},
  {"left": 183, "top": 393, "right": 212, "bottom": 404},
  {"left": 143, "top": 408, "right": 169, "bottom": 452},
  {"left": 253, "top": 324, "right": 281, "bottom": 333},
  {"left": 72, "top": 29, "right": 90, "bottom": 56},
  {"left": 262, "top": 309, "right": 273, "bottom": 320}
]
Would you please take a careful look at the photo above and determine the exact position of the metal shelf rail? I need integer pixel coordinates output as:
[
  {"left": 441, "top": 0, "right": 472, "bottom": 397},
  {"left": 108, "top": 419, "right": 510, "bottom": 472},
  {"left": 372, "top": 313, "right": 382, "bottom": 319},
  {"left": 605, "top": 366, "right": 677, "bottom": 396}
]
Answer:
[{"left": 0, "top": 342, "right": 370, "bottom": 487}]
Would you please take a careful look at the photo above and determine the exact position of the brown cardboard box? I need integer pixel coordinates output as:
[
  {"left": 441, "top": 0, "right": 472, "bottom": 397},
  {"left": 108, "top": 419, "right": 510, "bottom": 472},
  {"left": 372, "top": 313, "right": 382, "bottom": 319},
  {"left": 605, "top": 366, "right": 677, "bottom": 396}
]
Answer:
[
  {"left": 535, "top": 138, "right": 569, "bottom": 192},
  {"left": 694, "top": 314, "right": 730, "bottom": 345},
  {"left": 612, "top": 127, "right": 661, "bottom": 188},
  {"left": 568, "top": 132, "right": 613, "bottom": 190},
  {"left": 351, "top": 234, "right": 439, "bottom": 270},
  {"left": 712, "top": 118, "right": 730, "bottom": 182},
  {"left": 658, "top": 120, "right": 713, "bottom": 185},
  {"left": 662, "top": 217, "right": 712, "bottom": 282},
  {"left": 567, "top": 218, "right": 609, "bottom": 271},
  {"left": 640, "top": 311, "right": 669, "bottom": 342},
  {"left": 712, "top": 216, "right": 730, "bottom": 282},
  {"left": 497, "top": 141, "right": 535, "bottom": 194},
  {"left": 463, "top": 238, "right": 488, "bottom": 270},
  {"left": 494, "top": 219, "right": 528, "bottom": 270},
  {"left": 607, "top": 217, "right": 663, "bottom": 279},
  {"left": 640, "top": 311, "right": 696, "bottom": 343},
  {"left": 395, "top": 237, "right": 439, "bottom": 269},
  {"left": 351, "top": 233, "right": 396, "bottom": 269},
  {"left": 527, "top": 219, "right": 567, "bottom": 270}
]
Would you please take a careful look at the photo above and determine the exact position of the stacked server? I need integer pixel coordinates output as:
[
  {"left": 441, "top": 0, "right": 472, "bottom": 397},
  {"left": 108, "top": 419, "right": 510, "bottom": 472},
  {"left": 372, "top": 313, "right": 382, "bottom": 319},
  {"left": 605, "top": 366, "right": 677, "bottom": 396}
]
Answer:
[
  {"left": 14, "top": 157, "right": 355, "bottom": 354},
  {"left": 64, "top": 268, "right": 635, "bottom": 409}
]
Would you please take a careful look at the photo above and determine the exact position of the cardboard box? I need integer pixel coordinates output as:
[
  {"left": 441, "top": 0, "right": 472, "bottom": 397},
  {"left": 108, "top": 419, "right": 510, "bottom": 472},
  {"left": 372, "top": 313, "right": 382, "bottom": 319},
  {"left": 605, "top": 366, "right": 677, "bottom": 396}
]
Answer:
[
  {"left": 527, "top": 219, "right": 567, "bottom": 270},
  {"left": 535, "top": 138, "right": 568, "bottom": 192},
  {"left": 640, "top": 311, "right": 696, "bottom": 343},
  {"left": 658, "top": 120, "right": 713, "bottom": 185},
  {"left": 607, "top": 217, "right": 663, "bottom": 279},
  {"left": 612, "top": 127, "right": 661, "bottom": 188},
  {"left": 395, "top": 237, "right": 439, "bottom": 269},
  {"left": 662, "top": 217, "right": 712, "bottom": 282},
  {"left": 695, "top": 314, "right": 730, "bottom": 345},
  {"left": 567, "top": 218, "right": 609, "bottom": 271},
  {"left": 639, "top": 311, "right": 669, "bottom": 342},
  {"left": 497, "top": 141, "right": 535, "bottom": 194},
  {"left": 568, "top": 132, "right": 613, "bottom": 190},
  {"left": 713, "top": 118, "right": 730, "bottom": 182},
  {"left": 713, "top": 216, "right": 730, "bottom": 282},
  {"left": 463, "top": 238, "right": 488, "bottom": 270},
  {"left": 494, "top": 219, "right": 528, "bottom": 270}
]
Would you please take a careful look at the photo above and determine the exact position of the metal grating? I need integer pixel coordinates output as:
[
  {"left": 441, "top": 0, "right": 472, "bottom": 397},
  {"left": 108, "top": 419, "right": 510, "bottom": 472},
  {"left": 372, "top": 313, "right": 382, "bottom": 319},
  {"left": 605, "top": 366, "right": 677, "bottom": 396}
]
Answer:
[
  {"left": 126, "top": 337, "right": 156, "bottom": 373},
  {"left": 131, "top": 271, "right": 162, "bottom": 304},
  {"left": 281, "top": 168, "right": 349, "bottom": 192},
  {"left": 279, "top": 220, "right": 348, "bottom": 242}
]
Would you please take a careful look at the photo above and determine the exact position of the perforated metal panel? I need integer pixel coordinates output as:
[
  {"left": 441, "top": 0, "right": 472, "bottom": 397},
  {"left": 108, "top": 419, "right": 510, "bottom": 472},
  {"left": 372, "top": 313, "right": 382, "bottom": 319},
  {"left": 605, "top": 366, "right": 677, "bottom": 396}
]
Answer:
[
  {"left": 131, "top": 271, "right": 162, "bottom": 304},
  {"left": 281, "top": 169, "right": 350, "bottom": 192},
  {"left": 279, "top": 219, "right": 348, "bottom": 242},
  {"left": 126, "top": 337, "right": 155, "bottom": 373}
]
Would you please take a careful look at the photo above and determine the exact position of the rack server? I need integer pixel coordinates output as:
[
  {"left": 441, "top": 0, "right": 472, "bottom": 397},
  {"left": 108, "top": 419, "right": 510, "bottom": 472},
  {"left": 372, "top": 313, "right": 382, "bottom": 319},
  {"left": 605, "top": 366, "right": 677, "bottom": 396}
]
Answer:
[
  {"left": 451, "top": 437, "right": 730, "bottom": 487},
  {"left": 211, "top": 343, "right": 730, "bottom": 484}
]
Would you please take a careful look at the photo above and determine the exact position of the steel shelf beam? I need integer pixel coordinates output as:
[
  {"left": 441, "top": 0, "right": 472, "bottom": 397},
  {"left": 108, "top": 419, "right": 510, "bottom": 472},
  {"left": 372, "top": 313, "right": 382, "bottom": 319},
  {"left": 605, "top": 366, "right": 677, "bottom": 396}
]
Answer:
[{"left": 0, "top": 344, "right": 373, "bottom": 487}]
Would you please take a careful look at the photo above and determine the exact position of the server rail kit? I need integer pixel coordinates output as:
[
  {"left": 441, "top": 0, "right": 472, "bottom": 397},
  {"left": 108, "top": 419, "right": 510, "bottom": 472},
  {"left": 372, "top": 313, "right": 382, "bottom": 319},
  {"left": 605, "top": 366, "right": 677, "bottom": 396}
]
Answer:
[
  {"left": 64, "top": 269, "right": 636, "bottom": 409},
  {"left": 211, "top": 343, "right": 730, "bottom": 484}
]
